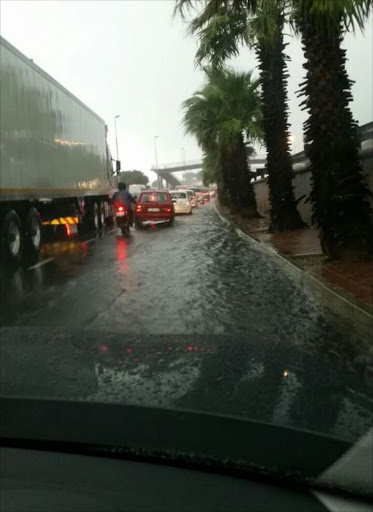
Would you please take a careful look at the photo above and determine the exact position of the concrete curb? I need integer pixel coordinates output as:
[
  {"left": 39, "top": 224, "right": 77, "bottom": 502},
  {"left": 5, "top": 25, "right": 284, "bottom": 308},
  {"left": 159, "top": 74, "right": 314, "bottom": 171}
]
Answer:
[{"left": 213, "top": 201, "right": 373, "bottom": 349}]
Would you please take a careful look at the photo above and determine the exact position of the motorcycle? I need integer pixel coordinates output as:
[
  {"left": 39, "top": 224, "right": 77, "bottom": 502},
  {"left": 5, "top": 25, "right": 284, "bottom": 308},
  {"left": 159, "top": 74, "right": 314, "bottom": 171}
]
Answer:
[{"left": 114, "top": 202, "right": 133, "bottom": 237}]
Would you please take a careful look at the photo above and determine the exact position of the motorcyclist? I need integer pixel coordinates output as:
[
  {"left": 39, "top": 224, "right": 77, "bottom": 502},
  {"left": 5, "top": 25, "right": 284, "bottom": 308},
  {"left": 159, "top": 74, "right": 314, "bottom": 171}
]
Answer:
[{"left": 113, "top": 182, "right": 136, "bottom": 223}]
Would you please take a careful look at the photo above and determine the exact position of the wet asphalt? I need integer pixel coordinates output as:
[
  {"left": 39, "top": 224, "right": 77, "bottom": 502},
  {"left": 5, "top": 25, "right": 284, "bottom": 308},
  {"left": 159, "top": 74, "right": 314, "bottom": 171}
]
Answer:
[{"left": 1, "top": 202, "right": 372, "bottom": 442}]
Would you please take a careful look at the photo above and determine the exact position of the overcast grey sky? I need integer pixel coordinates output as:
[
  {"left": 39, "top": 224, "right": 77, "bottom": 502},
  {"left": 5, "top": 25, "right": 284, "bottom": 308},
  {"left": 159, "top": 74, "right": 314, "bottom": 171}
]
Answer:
[{"left": 1, "top": 1, "right": 372, "bottom": 182}]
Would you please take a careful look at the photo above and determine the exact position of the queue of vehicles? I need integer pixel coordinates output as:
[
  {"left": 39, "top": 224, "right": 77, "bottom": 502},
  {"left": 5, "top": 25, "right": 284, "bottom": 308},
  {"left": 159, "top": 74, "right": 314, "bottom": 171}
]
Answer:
[
  {"left": 0, "top": 36, "right": 215, "bottom": 260},
  {"left": 113, "top": 186, "right": 215, "bottom": 237}
]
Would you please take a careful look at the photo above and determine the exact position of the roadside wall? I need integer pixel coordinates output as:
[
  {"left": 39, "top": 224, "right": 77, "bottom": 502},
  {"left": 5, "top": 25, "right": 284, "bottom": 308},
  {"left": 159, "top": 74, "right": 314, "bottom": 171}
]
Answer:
[{"left": 252, "top": 142, "right": 373, "bottom": 224}]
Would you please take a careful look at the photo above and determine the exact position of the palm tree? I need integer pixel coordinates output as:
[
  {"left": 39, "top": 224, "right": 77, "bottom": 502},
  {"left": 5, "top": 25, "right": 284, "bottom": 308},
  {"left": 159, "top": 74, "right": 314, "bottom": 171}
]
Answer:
[
  {"left": 183, "top": 96, "right": 236, "bottom": 208},
  {"left": 292, "top": 0, "right": 373, "bottom": 258},
  {"left": 183, "top": 66, "right": 262, "bottom": 216},
  {"left": 175, "top": 0, "right": 305, "bottom": 232},
  {"left": 182, "top": 79, "right": 233, "bottom": 206}
]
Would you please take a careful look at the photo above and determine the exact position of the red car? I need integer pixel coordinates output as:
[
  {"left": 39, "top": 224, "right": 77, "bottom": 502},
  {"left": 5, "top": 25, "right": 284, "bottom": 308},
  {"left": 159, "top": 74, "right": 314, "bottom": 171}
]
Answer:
[{"left": 134, "top": 190, "right": 174, "bottom": 229}]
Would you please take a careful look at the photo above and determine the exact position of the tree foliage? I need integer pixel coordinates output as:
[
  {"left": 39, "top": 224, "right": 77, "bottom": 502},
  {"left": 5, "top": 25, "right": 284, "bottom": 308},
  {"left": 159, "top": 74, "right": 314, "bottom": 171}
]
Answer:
[
  {"left": 118, "top": 170, "right": 149, "bottom": 186},
  {"left": 176, "top": 0, "right": 305, "bottom": 231},
  {"left": 183, "top": 66, "right": 262, "bottom": 215}
]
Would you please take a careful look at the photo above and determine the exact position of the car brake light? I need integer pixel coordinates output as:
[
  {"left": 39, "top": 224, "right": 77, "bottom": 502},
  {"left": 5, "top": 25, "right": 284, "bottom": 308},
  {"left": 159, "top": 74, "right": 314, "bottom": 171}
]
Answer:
[{"left": 118, "top": 206, "right": 124, "bottom": 212}]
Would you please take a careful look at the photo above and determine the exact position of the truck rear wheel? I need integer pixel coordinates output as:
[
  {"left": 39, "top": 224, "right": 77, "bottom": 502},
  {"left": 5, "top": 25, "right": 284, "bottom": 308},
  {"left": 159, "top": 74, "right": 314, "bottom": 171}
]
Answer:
[
  {"left": 93, "top": 202, "right": 100, "bottom": 230},
  {"left": 99, "top": 201, "right": 106, "bottom": 229},
  {"left": 79, "top": 200, "right": 101, "bottom": 234},
  {"left": 24, "top": 207, "right": 42, "bottom": 264},
  {"left": 1, "top": 210, "right": 24, "bottom": 265}
]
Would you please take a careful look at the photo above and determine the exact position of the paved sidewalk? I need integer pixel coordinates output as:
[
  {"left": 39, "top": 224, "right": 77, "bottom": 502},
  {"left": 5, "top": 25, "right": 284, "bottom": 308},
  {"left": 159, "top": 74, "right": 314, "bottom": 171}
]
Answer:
[
  {"left": 256, "top": 227, "right": 322, "bottom": 257},
  {"left": 218, "top": 203, "right": 373, "bottom": 308},
  {"left": 318, "top": 262, "right": 373, "bottom": 307}
]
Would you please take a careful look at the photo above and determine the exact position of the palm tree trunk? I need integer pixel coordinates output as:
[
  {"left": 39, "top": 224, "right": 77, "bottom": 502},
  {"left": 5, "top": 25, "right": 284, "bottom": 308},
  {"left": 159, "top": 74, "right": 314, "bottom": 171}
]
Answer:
[
  {"left": 219, "top": 148, "right": 235, "bottom": 208},
  {"left": 298, "top": 19, "right": 373, "bottom": 259},
  {"left": 237, "top": 134, "right": 259, "bottom": 217},
  {"left": 256, "top": 18, "right": 305, "bottom": 232}
]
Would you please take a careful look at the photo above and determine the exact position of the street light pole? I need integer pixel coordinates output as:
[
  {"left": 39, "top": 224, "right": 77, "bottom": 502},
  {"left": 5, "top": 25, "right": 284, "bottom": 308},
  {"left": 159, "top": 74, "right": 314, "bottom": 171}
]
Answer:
[
  {"left": 154, "top": 136, "right": 160, "bottom": 188},
  {"left": 181, "top": 147, "right": 186, "bottom": 183},
  {"left": 114, "top": 115, "right": 120, "bottom": 163}
]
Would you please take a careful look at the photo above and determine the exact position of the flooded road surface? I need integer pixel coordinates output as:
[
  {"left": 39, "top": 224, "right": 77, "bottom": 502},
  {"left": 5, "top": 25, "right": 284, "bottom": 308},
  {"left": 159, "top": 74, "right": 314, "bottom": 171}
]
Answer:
[
  {"left": 1, "top": 203, "right": 372, "bottom": 442},
  {"left": 0, "top": 203, "right": 348, "bottom": 341}
]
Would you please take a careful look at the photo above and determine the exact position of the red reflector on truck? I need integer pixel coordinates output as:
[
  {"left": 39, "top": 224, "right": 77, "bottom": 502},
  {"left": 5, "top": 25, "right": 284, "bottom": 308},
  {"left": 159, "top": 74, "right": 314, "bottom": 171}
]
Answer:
[{"left": 43, "top": 216, "right": 79, "bottom": 226}]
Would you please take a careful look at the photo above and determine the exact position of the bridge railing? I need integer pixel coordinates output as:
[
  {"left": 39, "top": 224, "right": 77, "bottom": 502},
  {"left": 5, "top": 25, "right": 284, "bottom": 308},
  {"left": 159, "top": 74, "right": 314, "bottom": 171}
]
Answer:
[
  {"left": 151, "top": 156, "right": 267, "bottom": 171},
  {"left": 151, "top": 159, "right": 203, "bottom": 170}
]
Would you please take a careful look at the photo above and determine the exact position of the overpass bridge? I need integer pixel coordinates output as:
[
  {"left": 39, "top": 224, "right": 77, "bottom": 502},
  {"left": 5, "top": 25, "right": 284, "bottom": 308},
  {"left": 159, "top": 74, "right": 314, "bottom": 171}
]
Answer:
[
  {"left": 151, "top": 156, "right": 267, "bottom": 188},
  {"left": 151, "top": 122, "right": 373, "bottom": 188}
]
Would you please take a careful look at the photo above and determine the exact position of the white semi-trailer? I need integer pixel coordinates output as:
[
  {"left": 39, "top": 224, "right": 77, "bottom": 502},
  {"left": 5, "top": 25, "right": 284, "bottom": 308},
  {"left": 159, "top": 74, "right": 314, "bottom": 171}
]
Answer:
[{"left": 0, "top": 36, "right": 118, "bottom": 265}]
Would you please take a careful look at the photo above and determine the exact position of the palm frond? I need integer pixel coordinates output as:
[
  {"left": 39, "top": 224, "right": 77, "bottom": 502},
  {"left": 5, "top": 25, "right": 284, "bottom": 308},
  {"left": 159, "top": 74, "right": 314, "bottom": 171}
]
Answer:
[
  {"left": 292, "top": 0, "right": 372, "bottom": 34},
  {"left": 194, "top": 8, "right": 247, "bottom": 65},
  {"left": 173, "top": 0, "right": 203, "bottom": 21},
  {"left": 182, "top": 65, "right": 262, "bottom": 154}
]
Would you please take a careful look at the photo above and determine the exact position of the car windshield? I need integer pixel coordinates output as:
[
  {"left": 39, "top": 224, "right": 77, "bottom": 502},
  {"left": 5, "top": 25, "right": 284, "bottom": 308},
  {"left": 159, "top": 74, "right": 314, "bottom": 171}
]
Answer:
[
  {"left": 140, "top": 193, "right": 168, "bottom": 203},
  {"left": 1, "top": 0, "right": 372, "bottom": 498},
  {"left": 171, "top": 192, "right": 187, "bottom": 198}
]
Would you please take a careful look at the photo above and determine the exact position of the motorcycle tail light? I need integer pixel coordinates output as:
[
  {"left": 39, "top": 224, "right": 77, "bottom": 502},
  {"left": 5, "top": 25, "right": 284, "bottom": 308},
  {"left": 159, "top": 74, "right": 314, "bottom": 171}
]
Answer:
[{"left": 115, "top": 202, "right": 126, "bottom": 213}]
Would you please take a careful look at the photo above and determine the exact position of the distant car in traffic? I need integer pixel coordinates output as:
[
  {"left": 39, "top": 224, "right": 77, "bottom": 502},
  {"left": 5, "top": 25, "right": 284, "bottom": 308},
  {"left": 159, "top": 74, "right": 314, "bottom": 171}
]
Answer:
[
  {"left": 186, "top": 190, "right": 198, "bottom": 208},
  {"left": 170, "top": 191, "right": 193, "bottom": 214},
  {"left": 135, "top": 190, "right": 174, "bottom": 228},
  {"left": 190, "top": 188, "right": 204, "bottom": 204}
]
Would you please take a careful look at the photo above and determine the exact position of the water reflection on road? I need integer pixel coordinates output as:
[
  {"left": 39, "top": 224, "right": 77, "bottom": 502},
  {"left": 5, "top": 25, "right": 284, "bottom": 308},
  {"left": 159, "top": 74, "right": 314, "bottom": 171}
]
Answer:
[{"left": 1, "top": 327, "right": 371, "bottom": 442}]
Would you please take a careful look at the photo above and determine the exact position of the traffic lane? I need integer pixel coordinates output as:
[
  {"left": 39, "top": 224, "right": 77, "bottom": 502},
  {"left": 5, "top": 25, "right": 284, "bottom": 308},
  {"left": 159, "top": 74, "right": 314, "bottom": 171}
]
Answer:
[
  {"left": 87, "top": 203, "right": 352, "bottom": 357},
  {"left": 1, "top": 329, "right": 372, "bottom": 442},
  {"left": 0, "top": 226, "right": 118, "bottom": 326},
  {"left": 0, "top": 207, "right": 208, "bottom": 327}
]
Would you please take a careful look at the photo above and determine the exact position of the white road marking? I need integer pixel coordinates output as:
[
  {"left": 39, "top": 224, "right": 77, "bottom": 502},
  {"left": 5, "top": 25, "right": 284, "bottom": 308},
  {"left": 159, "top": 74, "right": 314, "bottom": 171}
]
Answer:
[
  {"left": 84, "top": 238, "right": 97, "bottom": 244},
  {"left": 27, "top": 257, "right": 55, "bottom": 270},
  {"left": 107, "top": 229, "right": 116, "bottom": 234}
]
